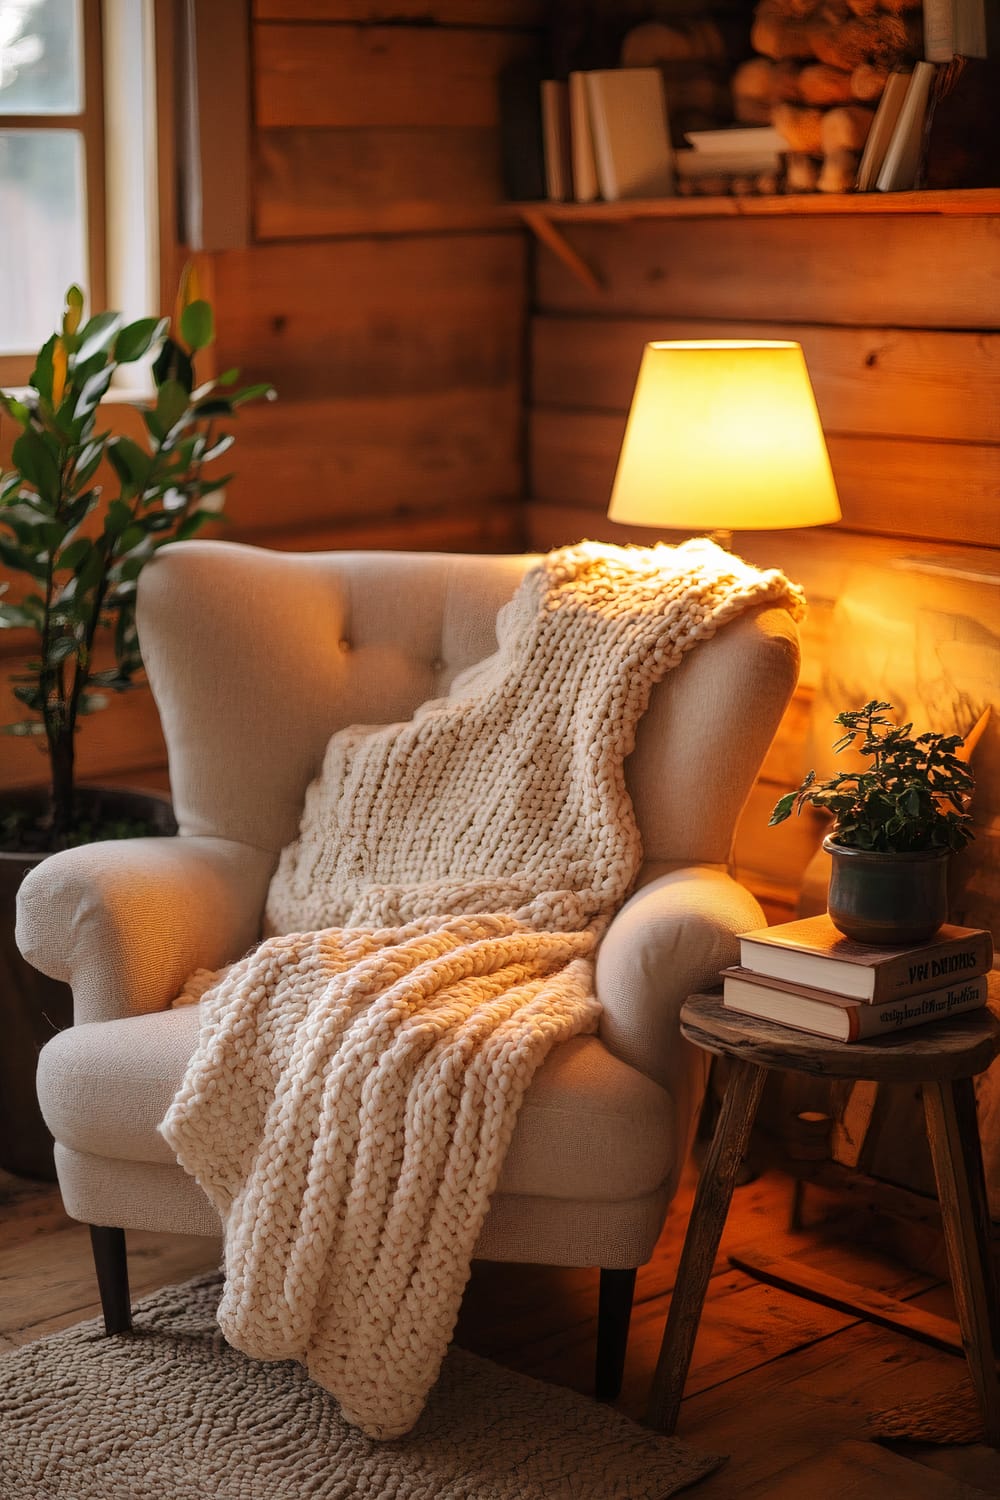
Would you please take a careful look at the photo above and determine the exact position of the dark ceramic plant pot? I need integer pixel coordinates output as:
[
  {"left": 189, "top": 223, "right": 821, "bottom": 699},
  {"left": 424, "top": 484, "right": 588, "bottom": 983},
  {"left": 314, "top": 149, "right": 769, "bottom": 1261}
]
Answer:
[
  {"left": 823, "top": 834, "right": 951, "bottom": 947},
  {"left": 0, "top": 786, "right": 176, "bottom": 1180}
]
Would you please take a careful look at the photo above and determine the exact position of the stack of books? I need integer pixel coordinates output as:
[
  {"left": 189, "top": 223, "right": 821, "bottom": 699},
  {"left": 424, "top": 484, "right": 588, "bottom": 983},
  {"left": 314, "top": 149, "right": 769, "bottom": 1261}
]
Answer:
[{"left": 722, "top": 914, "right": 994, "bottom": 1042}]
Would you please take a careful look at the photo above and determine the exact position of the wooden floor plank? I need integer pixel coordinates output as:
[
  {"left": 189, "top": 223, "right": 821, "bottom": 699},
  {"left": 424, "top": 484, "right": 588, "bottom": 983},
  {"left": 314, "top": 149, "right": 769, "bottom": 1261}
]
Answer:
[
  {"left": 3, "top": 1164, "right": 998, "bottom": 1496},
  {"left": 738, "top": 1438, "right": 996, "bottom": 1499}
]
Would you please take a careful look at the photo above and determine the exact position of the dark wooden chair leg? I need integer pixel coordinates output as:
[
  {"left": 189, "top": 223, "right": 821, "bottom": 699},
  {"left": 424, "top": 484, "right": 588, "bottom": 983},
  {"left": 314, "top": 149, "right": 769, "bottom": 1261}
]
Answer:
[
  {"left": 89, "top": 1225, "right": 132, "bottom": 1335},
  {"left": 595, "top": 1266, "right": 637, "bottom": 1400}
]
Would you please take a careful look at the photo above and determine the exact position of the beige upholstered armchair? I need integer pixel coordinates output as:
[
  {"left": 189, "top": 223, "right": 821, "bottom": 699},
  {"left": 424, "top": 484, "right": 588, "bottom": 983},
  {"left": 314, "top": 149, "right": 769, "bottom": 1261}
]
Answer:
[{"left": 20, "top": 542, "right": 799, "bottom": 1399}]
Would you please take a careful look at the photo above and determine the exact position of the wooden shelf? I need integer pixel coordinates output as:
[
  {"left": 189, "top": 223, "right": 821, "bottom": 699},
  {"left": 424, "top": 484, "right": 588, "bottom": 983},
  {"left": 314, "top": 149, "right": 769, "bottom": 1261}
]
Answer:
[
  {"left": 515, "top": 187, "right": 1000, "bottom": 223},
  {"left": 513, "top": 188, "right": 1000, "bottom": 291}
]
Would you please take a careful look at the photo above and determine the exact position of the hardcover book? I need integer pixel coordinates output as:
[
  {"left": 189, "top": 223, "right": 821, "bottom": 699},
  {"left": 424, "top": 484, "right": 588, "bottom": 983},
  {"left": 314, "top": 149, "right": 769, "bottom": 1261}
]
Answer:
[
  {"left": 722, "top": 966, "right": 989, "bottom": 1042},
  {"left": 875, "top": 61, "right": 937, "bottom": 191},
  {"left": 855, "top": 70, "right": 912, "bottom": 190},
  {"left": 737, "top": 913, "right": 993, "bottom": 1002},
  {"left": 583, "top": 68, "right": 674, "bottom": 201},
  {"left": 568, "top": 71, "right": 599, "bottom": 203}
]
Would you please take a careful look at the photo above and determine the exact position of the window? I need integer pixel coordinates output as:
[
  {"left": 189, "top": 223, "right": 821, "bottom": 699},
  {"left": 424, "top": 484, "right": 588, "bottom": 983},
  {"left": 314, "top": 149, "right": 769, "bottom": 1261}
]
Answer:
[{"left": 0, "top": 0, "right": 105, "bottom": 382}]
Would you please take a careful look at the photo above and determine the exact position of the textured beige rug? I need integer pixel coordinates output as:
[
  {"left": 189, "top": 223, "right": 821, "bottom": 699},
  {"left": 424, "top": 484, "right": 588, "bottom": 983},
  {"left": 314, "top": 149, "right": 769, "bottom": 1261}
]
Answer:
[{"left": 0, "top": 1275, "right": 724, "bottom": 1499}]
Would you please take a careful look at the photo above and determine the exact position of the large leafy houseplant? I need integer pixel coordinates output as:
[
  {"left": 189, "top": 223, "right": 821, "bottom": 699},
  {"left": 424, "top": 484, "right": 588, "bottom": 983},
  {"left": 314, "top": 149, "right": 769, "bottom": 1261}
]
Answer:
[
  {"left": 770, "top": 700, "right": 975, "bottom": 944},
  {"left": 0, "top": 281, "right": 274, "bottom": 851},
  {"left": 769, "top": 699, "right": 975, "bottom": 852}
]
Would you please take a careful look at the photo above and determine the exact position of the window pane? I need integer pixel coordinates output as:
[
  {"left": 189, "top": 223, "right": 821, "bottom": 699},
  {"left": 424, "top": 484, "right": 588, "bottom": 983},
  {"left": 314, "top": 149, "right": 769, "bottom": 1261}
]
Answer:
[
  {"left": 0, "top": 129, "right": 86, "bottom": 355},
  {"left": 0, "top": 0, "right": 82, "bottom": 114}
]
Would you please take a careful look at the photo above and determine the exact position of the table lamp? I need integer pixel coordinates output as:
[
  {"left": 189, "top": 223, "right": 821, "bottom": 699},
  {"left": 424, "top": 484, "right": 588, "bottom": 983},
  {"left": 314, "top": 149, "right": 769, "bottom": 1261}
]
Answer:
[{"left": 607, "top": 340, "right": 841, "bottom": 549}]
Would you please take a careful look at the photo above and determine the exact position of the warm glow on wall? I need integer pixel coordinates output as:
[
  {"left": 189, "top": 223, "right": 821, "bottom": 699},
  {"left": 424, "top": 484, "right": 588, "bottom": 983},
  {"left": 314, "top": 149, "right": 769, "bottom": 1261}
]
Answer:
[{"left": 607, "top": 340, "right": 842, "bottom": 536}]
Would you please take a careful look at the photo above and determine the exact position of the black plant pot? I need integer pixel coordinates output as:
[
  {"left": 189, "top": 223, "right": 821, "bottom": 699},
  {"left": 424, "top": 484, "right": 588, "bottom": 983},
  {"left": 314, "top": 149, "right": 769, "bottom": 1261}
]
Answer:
[
  {"left": 0, "top": 786, "right": 176, "bottom": 1180},
  {"left": 823, "top": 835, "right": 951, "bottom": 947}
]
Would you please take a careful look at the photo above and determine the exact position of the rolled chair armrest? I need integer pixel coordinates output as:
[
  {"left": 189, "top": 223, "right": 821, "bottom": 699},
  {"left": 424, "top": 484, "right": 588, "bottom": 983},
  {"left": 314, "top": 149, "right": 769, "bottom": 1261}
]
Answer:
[
  {"left": 16, "top": 835, "right": 274, "bottom": 1024},
  {"left": 595, "top": 863, "right": 766, "bottom": 1176}
]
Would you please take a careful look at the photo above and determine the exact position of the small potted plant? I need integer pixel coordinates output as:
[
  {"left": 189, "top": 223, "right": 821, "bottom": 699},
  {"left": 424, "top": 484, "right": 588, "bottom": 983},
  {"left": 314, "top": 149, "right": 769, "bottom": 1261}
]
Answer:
[
  {"left": 0, "top": 278, "right": 273, "bottom": 1175},
  {"left": 770, "top": 700, "right": 975, "bottom": 945}
]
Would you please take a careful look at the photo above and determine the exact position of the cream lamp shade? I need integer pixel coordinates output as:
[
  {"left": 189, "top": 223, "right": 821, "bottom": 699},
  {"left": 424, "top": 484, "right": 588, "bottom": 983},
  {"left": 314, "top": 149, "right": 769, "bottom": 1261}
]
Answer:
[{"left": 607, "top": 340, "right": 842, "bottom": 533}]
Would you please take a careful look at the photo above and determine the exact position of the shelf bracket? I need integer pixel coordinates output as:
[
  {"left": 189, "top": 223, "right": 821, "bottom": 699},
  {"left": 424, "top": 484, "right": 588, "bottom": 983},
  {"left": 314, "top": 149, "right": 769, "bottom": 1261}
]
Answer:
[{"left": 518, "top": 207, "right": 603, "bottom": 294}]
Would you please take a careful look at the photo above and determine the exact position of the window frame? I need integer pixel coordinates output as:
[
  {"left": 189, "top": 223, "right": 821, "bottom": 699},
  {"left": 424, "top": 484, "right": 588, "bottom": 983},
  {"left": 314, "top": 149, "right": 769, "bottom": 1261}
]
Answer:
[{"left": 0, "top": 0, "right": 107, "bottom": 385}]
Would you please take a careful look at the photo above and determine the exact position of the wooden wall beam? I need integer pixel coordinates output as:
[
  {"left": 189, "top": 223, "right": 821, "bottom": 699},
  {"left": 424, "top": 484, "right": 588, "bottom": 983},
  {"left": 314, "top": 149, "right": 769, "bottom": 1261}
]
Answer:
[
  {"left": 528, "top": 410, "right": 1000, "bottom": 550},
  {"left": 532, "top": 317, "right": 1000, "bottom": 446},
  {"left": 253, "top": 1, "right": 544, "bottom": 23},
  {"left": 535, "top": 219, "right": 1000, "bottom": 331},
  {"left": 255, "top": 126, "right": 514, "bottom": 238},
  {"left": 255, "top": 23, "right": 531, "bottom": 128}
]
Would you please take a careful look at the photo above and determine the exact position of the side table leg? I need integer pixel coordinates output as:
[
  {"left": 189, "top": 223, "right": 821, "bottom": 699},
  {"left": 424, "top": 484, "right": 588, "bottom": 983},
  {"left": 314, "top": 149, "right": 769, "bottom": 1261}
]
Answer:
[
  {"left": 646, "top": 1058, "right": 767, "bottom": 1434},
  {"left": 923, "top": 1078, "right": 1000, "bottom": 1447}
]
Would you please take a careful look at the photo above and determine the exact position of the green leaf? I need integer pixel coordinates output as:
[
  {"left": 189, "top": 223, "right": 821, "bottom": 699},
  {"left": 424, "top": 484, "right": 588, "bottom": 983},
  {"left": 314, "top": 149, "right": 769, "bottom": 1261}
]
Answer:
[
  {"left": 0, "top": 536, "right": 47, "bottom": 578},
  {"left": 231, "top": 382, "right": 276, "bottom": 407},
  {"left": 180, "top": 299, "right": 214, "bottom": 352},
  {"left": 57, "top": 537, "right": 93, "bottom": 572},
  {"left": 0, "top": 601, "right": 40, "bottom": 629},
  {"left": 46, "top": 635, "right": 79, "bottom": 664},
  {"left": 12, "top": 683, "right": 43, "bottom": 709},
  {"left": 117, "top": 523, "right": 146, "bottom": 552},
  {"left": 29, "top": 335, "right": 57, "bottom": 403},
  {"left": 63, "top": 284, "right": 85, "bottom": 337},
  {"left": 77, "top": 691, "right": 110, "bottom": 716},
  {"left": 768, "top": 792, "right": 796, "bottom": 826},
  {"left": 11, "top": 429, "right": 61, "bottom": 505},
  {"left": 107, "top": 436, "right": 152, "bottom": 490},
  {"left": 103, "top": 499, "right": 134, "bottom": 538},
  {"left": 114, "top": 316, "right": 169, "bottom": 364},
  {"left": 75, "top": 311, "right": 123, "bottom": 364},
  {"left": 0, "top": 391, "right": 32, "bottom": 428},
  {"left": 72, "top": 436, "right": 108, "bottom": 487},
  {"left": 152, "top": 338, "right": 194, "bottom": 396},
  {"left": 73, "top": 364, "right": 115, "bottom": 421},
  {"left": 155, "top": 378, "right": 190, "bottom": 434},
  {"left": 76, "top": 544, "right": 105, "bottom": 597},
  {"left": 202, "top": 434, "right": 234, "bottom": 463},
  {"left": 1, "top": 720, "right": 47, "bottom": 737},
  {"left": 193, "top": 397, "right": 232, "bottom": 417}
]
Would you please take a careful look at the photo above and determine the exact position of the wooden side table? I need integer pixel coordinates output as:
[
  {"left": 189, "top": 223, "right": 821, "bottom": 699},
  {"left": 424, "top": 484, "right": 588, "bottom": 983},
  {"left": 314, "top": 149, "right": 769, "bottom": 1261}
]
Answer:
[{"left": 647, "top": 986, "right": 1000, "bottom": 1443}]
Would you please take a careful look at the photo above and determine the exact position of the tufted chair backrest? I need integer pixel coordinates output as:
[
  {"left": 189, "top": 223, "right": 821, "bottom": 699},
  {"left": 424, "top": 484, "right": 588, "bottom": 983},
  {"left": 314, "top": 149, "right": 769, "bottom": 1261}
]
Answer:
[{"left": 138, "top": 541, "right": 799, "bottom": 876}]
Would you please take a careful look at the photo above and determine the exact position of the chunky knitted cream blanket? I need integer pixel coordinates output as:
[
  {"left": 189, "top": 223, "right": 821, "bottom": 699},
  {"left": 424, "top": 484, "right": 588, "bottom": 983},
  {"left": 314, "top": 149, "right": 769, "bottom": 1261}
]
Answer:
[{"left": 160, "top": 540, "right": 804, "bottom": 1439}]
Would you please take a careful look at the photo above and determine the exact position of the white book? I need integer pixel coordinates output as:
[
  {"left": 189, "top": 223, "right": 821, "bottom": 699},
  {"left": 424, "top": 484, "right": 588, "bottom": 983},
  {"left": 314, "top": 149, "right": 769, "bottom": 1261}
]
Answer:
[
  {"left": 568, "top": 71, "right": 599, "bottom": 203},
  {"left": 584, "top": 68, "right": 674, "bottom": 201},
  {"left": 923, "top": 0, "right": 957, "bottom": 62},
  {"left": 855, "top": 70, "right": 912, "bottom": 190},
  {"left": 875, "top": 61, "right": 937, "bottom": 191},
  {"left": 540, "top": 80, "right": 572, "bottom": 201},
  {"left": 684, "top": 126, "right": 785, "bottom": 155},
  {"left": 674, "top": 147, "right": 779, "bottom": 176},
  {"left": 924, "top": 0, "right": 993, "bottom": 61}
]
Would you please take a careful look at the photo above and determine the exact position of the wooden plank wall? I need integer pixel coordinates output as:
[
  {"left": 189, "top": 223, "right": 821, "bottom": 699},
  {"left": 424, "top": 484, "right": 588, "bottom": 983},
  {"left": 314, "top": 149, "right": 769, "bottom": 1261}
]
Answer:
[
  {"left": 523, "top": 211, "right": 1000, "bottom": 918},
  {"left": 215, "top": 0, "right": 540, "bottom": 559},
  {"left": 1, "top": 0, "right": 540, "bottom": 796}
]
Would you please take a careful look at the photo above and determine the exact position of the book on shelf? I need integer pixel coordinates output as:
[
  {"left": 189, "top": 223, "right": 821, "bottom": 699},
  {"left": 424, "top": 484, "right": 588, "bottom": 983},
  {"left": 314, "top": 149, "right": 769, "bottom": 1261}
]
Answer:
[
  {"left": 683, "top": 125, "right": 784, "bottom": 171},
  {"left": 923, "top": 0, "right": 998, "bottom": 62},
  {"left": 674, "top": 148, "right": 778, "bottom": 179},
  {"left": 583, "top": 67, "right": 674, "bottom": 201},
  {"left": 568, "top": 70, "right": 599, "bottom": 203},
  {"left": 875, "top": 61, "right": 938, "bottom": 191},
  {"left": 855, "top": 70, "right": 912, "bottom": 190},
  {"left": 540, "top": 79, "right": 572, "bottom": 201},
  {"left": 737, "top": 913, "right": 993, "bottom": 1003},
  {"left": 722, "top": 966, "right": 990, "bottom": 1042}
]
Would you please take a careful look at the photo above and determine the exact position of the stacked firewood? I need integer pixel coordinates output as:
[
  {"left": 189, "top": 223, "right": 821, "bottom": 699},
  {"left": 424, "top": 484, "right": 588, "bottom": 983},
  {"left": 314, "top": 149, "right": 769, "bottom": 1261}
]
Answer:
[{"left": 733, "top": 0, "right": 923, "bottom": 191}]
